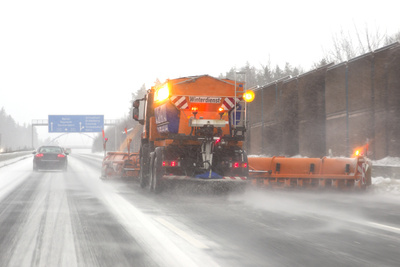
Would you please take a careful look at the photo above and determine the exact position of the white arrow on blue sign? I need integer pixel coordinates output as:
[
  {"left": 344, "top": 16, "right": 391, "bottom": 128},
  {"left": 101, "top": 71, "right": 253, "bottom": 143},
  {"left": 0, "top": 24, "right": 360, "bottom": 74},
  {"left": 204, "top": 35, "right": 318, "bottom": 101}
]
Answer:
[{"left": 48, "top": 115, "right": 104, "bottom": 133}]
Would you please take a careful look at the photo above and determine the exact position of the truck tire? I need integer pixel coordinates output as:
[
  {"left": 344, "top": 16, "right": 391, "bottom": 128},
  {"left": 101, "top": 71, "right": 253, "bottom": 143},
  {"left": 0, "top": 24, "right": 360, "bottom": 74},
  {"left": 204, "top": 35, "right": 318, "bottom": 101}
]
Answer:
[
  {"left": 139, "top": 144, "right": 150, "bottom": 188},
  {"left": 148, "top": 152, "right": 155, "bottom": 192},
  {"left": 243, "top": 151, "right": 249, "bottom": 177},
  {"left": 152, "top": 147, "right": 165, "bottom": 194}
]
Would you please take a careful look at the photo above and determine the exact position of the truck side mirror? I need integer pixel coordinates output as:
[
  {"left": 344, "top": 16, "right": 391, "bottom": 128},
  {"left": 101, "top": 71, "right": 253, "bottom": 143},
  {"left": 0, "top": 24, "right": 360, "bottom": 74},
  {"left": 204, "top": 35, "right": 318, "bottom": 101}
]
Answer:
[{"left": 132, "top": 99, "right": 145, "bottom": 125}]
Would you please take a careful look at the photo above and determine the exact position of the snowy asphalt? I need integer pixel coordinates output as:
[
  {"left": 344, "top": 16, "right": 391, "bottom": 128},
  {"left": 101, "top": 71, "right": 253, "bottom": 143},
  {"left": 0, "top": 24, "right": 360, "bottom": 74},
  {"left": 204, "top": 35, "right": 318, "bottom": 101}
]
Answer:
[{"left": 0, "top": 152, "right": 399, "bottom": 267}]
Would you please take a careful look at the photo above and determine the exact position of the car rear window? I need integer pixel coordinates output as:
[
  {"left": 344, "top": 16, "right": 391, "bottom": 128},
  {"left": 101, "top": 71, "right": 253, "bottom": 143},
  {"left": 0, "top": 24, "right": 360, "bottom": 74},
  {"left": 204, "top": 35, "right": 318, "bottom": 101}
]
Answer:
[{"left": 39, "top": 147, "right": 63, "bottom": 153}]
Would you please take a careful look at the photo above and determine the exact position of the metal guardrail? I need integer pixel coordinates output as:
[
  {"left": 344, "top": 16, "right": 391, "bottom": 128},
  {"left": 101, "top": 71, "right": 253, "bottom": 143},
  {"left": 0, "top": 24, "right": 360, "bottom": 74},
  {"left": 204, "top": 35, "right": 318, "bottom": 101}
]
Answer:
[
  {"left": 0, "top": 151, "right": 33, "bottom": 168},
  {"left": 0, "top": 151, "right": 33, "bottom": 161}
]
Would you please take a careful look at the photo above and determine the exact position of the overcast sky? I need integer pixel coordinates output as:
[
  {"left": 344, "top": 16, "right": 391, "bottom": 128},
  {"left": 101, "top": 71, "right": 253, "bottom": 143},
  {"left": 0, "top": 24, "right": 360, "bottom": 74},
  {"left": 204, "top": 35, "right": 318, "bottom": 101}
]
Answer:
[{"left": 0, "top": 0, "right": 399, "bottom": 145}]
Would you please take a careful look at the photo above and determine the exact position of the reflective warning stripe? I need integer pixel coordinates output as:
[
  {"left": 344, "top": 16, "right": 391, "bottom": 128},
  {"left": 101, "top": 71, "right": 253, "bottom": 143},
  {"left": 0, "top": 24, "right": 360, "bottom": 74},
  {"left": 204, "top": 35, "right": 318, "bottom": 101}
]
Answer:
[
  {"left": 222, "top": 97, "right": 242, "bottom": 110},
  {"left": 222, "top": 176, "right": 247, "bottom": 181},
  {"left": 358, "top": 161, "right": 368, "bottom": 185},
  {"left": 171, "top": 96, "right": 188, "bottom": 109}
]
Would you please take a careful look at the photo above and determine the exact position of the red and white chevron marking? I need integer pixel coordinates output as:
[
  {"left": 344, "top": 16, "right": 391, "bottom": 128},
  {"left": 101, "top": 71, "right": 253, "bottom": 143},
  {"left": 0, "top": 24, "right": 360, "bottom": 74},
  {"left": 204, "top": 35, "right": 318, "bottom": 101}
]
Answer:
[
  {"left": 357, "top": 161, "right": 368, "bottom": 185},
  {"left": 222, "top": 97, "right": 243, "bottom": 110},
  {"left": 161, "top": 175, "right": 247, "bottom": 181},
  {"left": 170, "top": 96, "right": 188, "bottom": 109}
]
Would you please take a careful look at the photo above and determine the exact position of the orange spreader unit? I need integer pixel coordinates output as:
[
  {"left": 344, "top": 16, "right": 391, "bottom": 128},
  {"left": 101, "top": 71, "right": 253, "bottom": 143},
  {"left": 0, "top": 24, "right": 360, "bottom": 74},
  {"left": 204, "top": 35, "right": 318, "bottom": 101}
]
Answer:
[
  {"left": 248, "top": 155, "right": 372, "bottom": 190},
  {"left": 101, "top": 152, "right": 140, "bottom": 178}
]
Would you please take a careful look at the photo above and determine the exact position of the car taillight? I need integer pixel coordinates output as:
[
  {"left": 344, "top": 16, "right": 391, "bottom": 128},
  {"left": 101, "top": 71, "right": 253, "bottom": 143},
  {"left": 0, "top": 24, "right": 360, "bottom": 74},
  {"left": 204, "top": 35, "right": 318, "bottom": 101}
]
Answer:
[
  {"left": 57, "top": 154, "right": 65, "bottom": 158},
  {"left": 35, "top": 153, "right": 44, "bottom": 158}
]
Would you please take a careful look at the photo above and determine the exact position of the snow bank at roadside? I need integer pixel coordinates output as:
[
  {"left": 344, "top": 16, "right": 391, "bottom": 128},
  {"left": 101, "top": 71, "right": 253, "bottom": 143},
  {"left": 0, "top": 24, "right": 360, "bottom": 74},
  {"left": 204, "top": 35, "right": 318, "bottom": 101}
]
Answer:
[{"left": 371, "top": 177, "right": 400, "bottom": 195}]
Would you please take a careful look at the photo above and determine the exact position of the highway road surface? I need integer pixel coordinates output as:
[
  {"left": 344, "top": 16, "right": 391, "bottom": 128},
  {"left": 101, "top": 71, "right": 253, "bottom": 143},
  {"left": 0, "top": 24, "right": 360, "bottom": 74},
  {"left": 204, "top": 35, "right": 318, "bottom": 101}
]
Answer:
[{"left": 0, "top": 151, "right": 399, "bottom": 267}]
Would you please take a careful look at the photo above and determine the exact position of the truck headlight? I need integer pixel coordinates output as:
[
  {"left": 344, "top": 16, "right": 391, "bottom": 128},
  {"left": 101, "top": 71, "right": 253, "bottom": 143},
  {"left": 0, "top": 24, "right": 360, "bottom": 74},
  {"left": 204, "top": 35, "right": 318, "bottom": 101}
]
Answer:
[{"left": 155, "top": 83, "right": 170, "bottom": 102}]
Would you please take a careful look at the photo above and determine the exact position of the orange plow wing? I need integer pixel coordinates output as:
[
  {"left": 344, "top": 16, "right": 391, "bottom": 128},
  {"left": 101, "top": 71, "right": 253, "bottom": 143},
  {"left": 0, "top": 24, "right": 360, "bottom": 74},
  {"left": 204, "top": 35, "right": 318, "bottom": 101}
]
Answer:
[
  {"left": 248, "top": 156, "right": 371, "bottom": 190},
  {"left": 101, "top": 152, "right": 140, "bottom": 178}
]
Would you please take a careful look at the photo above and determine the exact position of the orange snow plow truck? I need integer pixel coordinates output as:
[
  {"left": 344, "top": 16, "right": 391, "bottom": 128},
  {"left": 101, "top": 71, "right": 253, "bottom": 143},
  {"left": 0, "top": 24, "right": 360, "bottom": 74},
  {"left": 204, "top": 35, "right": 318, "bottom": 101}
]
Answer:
[
  {"left": 102, "top": 74, "right": 372, "bottom": 192},
  {"left": 131, "top": 75, "right": 253, "bottom": 193}
]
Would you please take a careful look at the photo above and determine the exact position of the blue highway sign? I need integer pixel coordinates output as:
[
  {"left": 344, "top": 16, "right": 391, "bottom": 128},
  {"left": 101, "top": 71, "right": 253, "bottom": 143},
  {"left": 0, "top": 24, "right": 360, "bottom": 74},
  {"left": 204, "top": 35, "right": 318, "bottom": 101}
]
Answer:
[{"left": 48, "top": 115, "right": 104, "bottom": 133}]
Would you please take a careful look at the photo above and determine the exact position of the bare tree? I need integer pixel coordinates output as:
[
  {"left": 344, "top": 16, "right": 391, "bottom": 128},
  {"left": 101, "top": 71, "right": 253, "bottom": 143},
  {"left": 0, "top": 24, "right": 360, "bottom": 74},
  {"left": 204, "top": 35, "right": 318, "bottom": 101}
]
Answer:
[
  {"left": 385, "top": 31, "right": 400, "bottom": 45},
  {"left": 321, "top": 26, "right": 396, "bottom": 64},
  {"left": 313, "top": 26, "right": 400, "bottom": 70}
]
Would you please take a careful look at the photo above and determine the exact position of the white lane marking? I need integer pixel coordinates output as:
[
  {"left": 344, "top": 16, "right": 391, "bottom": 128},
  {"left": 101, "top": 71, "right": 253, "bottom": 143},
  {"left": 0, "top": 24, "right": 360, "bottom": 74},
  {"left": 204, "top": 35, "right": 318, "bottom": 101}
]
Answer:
[
  {"left": 155, "top": 217, "right": 210, "bottom": 250},
  {"left": 68, "top": 155, "right": 220, "bottom": 267},
  {"left": 102, "top": 193, "right": 220, "bottom": 267},
  {"left": 366, "top": 222, "right": 400, "bottom": 234}
]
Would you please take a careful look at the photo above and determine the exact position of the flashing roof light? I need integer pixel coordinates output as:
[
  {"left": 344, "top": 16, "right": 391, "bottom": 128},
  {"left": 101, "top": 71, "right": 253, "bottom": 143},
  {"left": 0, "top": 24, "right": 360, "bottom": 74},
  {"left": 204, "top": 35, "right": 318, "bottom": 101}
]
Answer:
[
  {"left": 243, "top": 90, "right": 255, "bottom": 102},
  {"left": 154, "top": 83, "right": 170, "bottom": 102},
  {"left": 218, "top": 107, "right": 225, "bottom": 119},
  {"left": 352, "top": 146, "right": 365, "bottom": 157},
  {"left": 192, "top": 106, "right": 198, "bottom": 118}
]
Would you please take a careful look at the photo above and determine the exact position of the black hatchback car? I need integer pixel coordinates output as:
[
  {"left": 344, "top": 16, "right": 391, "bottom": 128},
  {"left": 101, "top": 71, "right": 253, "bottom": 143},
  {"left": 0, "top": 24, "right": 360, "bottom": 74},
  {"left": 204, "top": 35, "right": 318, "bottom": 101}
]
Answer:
[{"left": 33, "top": 146, "right": 69, "bottom": 171}]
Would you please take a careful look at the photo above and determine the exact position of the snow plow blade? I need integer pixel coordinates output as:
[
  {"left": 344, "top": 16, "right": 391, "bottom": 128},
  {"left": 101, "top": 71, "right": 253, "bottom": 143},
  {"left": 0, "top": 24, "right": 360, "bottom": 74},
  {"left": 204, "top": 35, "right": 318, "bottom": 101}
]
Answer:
[
  {"left": 101, "top": 152, "right": 140, "bottom": 178},
  {"left": 248, "top": 156, "right": 371, "bottom": 190}
]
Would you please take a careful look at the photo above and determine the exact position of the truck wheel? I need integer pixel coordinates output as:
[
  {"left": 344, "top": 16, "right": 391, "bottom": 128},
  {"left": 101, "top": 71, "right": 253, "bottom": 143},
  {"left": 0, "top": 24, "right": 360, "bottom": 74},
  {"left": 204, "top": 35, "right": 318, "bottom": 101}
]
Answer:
[
  {"left": 243, "top": 151, "right": 249, "bottom": 177},
  {"left": 139, "top": 144, "right": 149, "bottom": 188},
  {"left": 152, "top": 148, "right": 165, "bottom": 194},
  {"left": 139, "top": 156, "right": 147, "bottom": 187},
  {"left": 148, "top": 152, "right": 155, "bottom": 192}
]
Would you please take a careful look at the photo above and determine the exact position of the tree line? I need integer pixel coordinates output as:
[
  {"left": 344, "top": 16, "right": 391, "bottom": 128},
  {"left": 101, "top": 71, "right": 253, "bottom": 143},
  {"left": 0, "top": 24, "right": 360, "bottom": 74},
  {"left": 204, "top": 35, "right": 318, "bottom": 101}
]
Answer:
[{"left": 0, "top": 108, "right": 38, "bottom": 152}]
